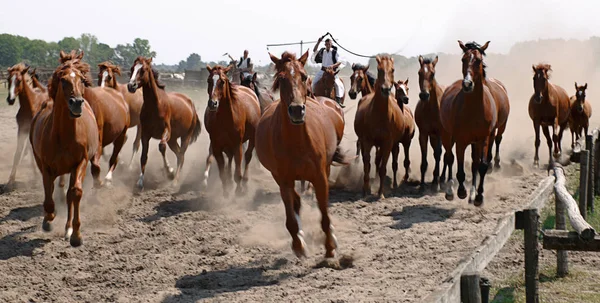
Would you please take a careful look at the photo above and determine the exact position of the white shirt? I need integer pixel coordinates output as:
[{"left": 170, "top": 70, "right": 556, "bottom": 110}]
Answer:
[
  {"left": 311, "top": 48, "right": 346, "bottom": 70},
  {"left": 239, "top": 57, "right": 249, "bottom": 69}
]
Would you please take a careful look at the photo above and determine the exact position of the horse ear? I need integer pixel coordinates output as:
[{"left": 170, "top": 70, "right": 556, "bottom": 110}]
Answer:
[
  {"left": 405, "top": 77, "right": 409, "bottom": 85},
  {"left": 481, "top": 41, "right": 490, "bottom": 52},
  {"left": 224, "top": 65, "right": 232, "bottom": 73},
  {"left": 299, "top": 50, "right": 309, "bottom": 66},
  {"left": 21, "top": 65, "right": 30, "bottom": 74},
  {"left": 147, "top": 57, "right": 153, "bottom": 64},
  {"left": 458, "top": 40, "right": 467, "bottom": 52},
  {"left": 114, "top": 66, "right": 122, "bottom": 76},
  {"left": 418, "top": 55, "right": 423, "bottom": 65},
  {"left": 352, "top": 63, "right": 355, "bottom": 69},
  {"left": 364, "top": 64, "right": 370, "bottom": 72},
  {"left": 432, "top": 55, "right": 439, "bottom": 67},
  {"left": 584, "top": 83, "right": 588, "bottom": 90},
  {"left": 376, "top": 56, "right": 381, "bottom": 65},
  {"left": 269, "top": 52, "right": 280, "bottom": 65},
  {"left": 532, "top": 65, "right": 536, "bottom": 73},
  {"left": 77, "top": 50, "right": 84, "bottom": 60},
  {"left": 575, "top": 82, "right": 578, "bottom": 90},
  {"left": 59, "top": 50, "right": 67, "bottom": 60},
  {"left": 252, "top": 72, "right": 257, "bottom": 82}
]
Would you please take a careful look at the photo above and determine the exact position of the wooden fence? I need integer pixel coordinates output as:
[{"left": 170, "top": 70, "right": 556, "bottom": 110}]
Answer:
[{"left": 426, "top": 129, "right": 600, "bottom": 303}]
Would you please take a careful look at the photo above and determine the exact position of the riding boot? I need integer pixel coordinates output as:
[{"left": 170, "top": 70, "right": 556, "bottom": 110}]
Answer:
[{"left": 336, "top": 97, "right": 345, "bottom": 108}]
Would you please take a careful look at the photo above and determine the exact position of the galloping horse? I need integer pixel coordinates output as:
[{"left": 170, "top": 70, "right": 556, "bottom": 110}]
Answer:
[
  {"left": 5, "top": 63, "right": 49, "bottom": 189},
  {"left": 30, "top": 59, "right": 99, "bottom": 247},
  {"left": 415, "top": 56, "right": 445, "bottom": 191},
  {"left": 354, "top": 55, "right": 410, "bottom": 199},
  {"left": 528, "top": 63, "right": 570, "bottom": 167},
  {"left": 568, "top": 82, "right": 592, "bottom": 148},
  {"left": 256, "top": 51, "right": 349, "bottom": 258},
  {"left": 203, "top": 64, "right": 261, "bottom": 196},
  {"left": 313, "top": 66, "right": 345, "bottom": 106},
  {"left": 240, "top": 72, "right": 275, "bottom": 113},
  {"left": 440, "top": 41, "right": 497, "bottom": 206},
  {"left": 97, "top": 61, "right": 144, "bottom": 169},
  {"left": 392, "top": 79, "right": 416, "bottom": 187},
  {"left": 59, "top": 51, "right": 130, "bottom": 186},
  {"left": 128, "top": 56, "right": 202, "bottom": 190},
  {"left": 349, "top": 63, "right": 376, "bottom": 162}
]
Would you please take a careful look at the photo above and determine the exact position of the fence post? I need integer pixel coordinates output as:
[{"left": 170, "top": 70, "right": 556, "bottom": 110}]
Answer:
[
  {"left": 594, "top": 132, "right": 600, "bottom": 198},
  {"left": 587, "top": 134, "right": 595, "bottom": 214},
  {"left": 580, "top": 150, "right": 590, "bottom": 220},
  {"left": 460, "top": 272, "right": 482, "bottom": 303},
  {"left": 524, "top": 208, "right": 540, "bottom": 303},
  {"left": 555, "top": 183, "right": 568, "bottom": 277}
]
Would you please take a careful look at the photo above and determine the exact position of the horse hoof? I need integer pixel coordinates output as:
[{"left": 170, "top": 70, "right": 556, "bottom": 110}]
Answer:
[
  {"left": 486, "top": 166, "right": 493, "bottom": 175},
  {"left": 474, "top": 194, "right": 484, "bottom": 207},
  {"left": 457, "top": 187, "right": 467, "bottom": 200},
  {"left": 419, "top": 184, "right": 426, "bottom": 193},
  {"left": 70, "top": 235, "right": 82, "bottom": 247},
  {"left": 293, "top": 232, "right": 308, "bottom": 259},
  {"left": 42, "top": 220, "right": 53, "bottom": 232},
  {"left": 65, "top": 228, "right": 73, "bottom": 240},
  {"left": 378, "top": 193, "right": 385, "bottom": 200},
  {"left": 445, "top": 192, "right": 454, "bottom": 201}
]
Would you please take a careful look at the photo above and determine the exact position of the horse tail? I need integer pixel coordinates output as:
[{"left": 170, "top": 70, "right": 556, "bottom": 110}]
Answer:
[
  {"left": 331, "top": 146, "right": 357, "bottom": 166},
  {"left": 191, "top": 113, "right": 202, "bottom": 144}
]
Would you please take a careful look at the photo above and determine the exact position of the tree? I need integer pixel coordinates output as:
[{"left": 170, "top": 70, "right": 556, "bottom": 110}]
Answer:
[
  {"left": 185, "top": 53, "right": 202, "bottom": 70},
  {"left": 58, "top": 37, "right": 79, "bottom": 53},
  {"left": 132, "top": 38, "right": 156, "bottom": 58},
  {"left": 0, "top": 34, "right": 23, "bottom": 67},
  {"left": 22, "top": 39, "right": 50, "bottom": 67}
]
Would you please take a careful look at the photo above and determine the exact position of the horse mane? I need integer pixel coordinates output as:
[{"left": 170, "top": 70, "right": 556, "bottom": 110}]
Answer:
[
  {"left": 7, "top": 63, "right": 28, "bottom": 74},
  {"left": 150, "top": 66, "right": 166, "bottom": 89},
  {"left": 463, "top": 41, "right": 486, "bottom": 56},
  {"left": 48, "top": 59, "right": 92, "bottom": 100},
  {"left": 533, "top": 63, "right": 552, "bottom": 79},
  {"left": 210, "top": 65, "right": 238, "bottom": 101}
]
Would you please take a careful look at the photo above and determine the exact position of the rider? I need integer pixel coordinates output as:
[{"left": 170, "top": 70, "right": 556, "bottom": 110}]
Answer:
[
  {"left": 311, "top": 36, "right": 346, "bottom": 108},
  {"left": 237, "top": 50, "right": 253, "bottom": 80}
]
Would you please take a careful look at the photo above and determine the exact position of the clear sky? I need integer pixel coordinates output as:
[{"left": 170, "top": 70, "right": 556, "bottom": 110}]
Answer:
[{"left": 1, "top": 0, "right": 598, "bottom": 66}]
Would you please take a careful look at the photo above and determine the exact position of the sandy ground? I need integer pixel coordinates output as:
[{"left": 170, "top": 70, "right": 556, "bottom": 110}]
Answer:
[{"left": 2, "top": 42, "right": 599, "bottom": 302}]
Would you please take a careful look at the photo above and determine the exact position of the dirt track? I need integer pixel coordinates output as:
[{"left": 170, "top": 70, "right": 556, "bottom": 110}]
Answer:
[{"left": 0, "top": 83, "right": 555, "bottom": 303}]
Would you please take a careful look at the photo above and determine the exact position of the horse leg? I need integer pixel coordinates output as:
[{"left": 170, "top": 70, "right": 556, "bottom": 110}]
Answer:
[
  {"left": 542, "top": 125, "right": 554, "bottom": 169},
  {"left": 213, "top": 151, "right": 229, "bottom": 198},
  {"left": 105, "top": 130, "right": 127, "bottom": 186},
  {"left": 552, "top": 120, "right": 560, "bottom": 159},
  {"left": 431, "top": 135, "right": 442, "bottom": 192},
  {"left": 494, "top": 125, "right": 505, "bottom": 170},
  {"left": 355, "top": 140, "right": 361, "bottom": 164},
  {"left": 314, "top": 173, "right": 337, "bottom": 258},
  {"left": 377, "top": 145, "right": 393, "bottom": 200},
  {"left": 469, "top": 143, "right": 481, "bottom": 203},
  {"left": 166, "top": 139, "right": 182, "bottom": 186},
  {"left": 361, "top": 140, "right": 373, "bottom": 197},
  {"left": 203, "top": 144, "right": 213, "bottom": 188},
  {"left": 67, "top": 159, "right": 87, "bottom": 247},
  {"left": 136, "top": 135, "right": 151, "bottom": 190},
  {"left": 558, "top": 122, "right": 567, "bottom": 156},
  {"left": 128, "top": 126, "right": 142, "bottom": 170},
  {"left": 374, "top": 147, "right": 382, "bottom": 178},
  {"left": 242, "top": 138, "right": 255, "bottom": 191},
  {"left": 571, "top": 127, "right": 576, "bottom": 149},
  {"left": 233, "top": 143, "right": 244, "bottom": 196},
  {"left": 403, "top": 137, "right": 412, "bottom": 183},
  {"left": 475, "top": 138, "right": 491, "bottom": 206},
  {"left": 280, "top": 180, "right": 306, "bottom": 258},
  {"left": 158, "top": 140, "right": 175, "bottom": 180},
  {"left": 391, "top": 143, "right": 400, "bottom": 189},
  {"left": 418, "top": 132, "right": 429, "bottom": 191},
  {"left": 6, "top": 131, "right": 27, "bottom": 188},
  {"left": 91, "top": 144, "right": 103, "bottom": 189},
  {"left": 533, "top": 121, "right": 541, "bottom": 168},
  {"left": 41, "top": 171, "right": 57, "bottom": 232},
  {"left": 455, "top": 142, "right": 468, "bottom": 200},
  {"left": 486, "top": 130, "right": 496, "bottom": 174}
]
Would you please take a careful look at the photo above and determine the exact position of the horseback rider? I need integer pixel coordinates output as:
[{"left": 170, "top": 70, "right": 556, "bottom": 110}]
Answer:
[
  {"left": 311, "top": 36, "right": 346, "bottom": 108},
  {"left": 237, "top": 50, "right": 253, "bottom": 80}
]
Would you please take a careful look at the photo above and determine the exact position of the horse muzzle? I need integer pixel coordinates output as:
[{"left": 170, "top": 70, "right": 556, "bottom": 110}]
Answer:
[
  {"left": 401, "top": 96, "right": 409, "bottom": 104},
  {"left": 68, "top": 97, "right": 84, "bottom": 118},
  {"left": 288, "top": 104, "right": 306, "bottom": 125},
  {"left": 419, "top": 91, "right": 430, "bottom": 101},
  {"left": 6, "top": 96, "right": 15, "bottom": 105},
  {"left": 348, "top": 90, "right": 357, "bottom": 100},
  {"left": 462, "top": 80, "right": 474, "bottom": 93},
  {"left": 577, "top": 105, "right": 584, "bottom": 113},
  {"left": 208, "top": 99, "right": 219, "bottom": 111},
  {"left": 534, "top": 94, "right": 543, "bottom": 104},
  {"left": 127, "top": 83, "right": 138, "bottom": 93}
]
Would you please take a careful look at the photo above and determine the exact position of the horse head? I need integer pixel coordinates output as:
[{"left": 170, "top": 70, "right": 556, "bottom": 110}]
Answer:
[
  {"left": 375, "top": 55, "right": 395, "bottom": 96},
  {"left": 394, "top": 78, "right": 410, "bottom": 106},
  {"left": 532, "top": 63, "right": 552, "bottom": 104},
  {"left": 459, "top": 40, "right": 489, "bottom": 93},
  {"left": 574, "top": 82, "right": 588, "bottom": 113},
  {"left": 349, "top": 63, "right": 370, "bottom": 100},
  {"left": 6, "top": 63, "right": 30, "bottom": 105},
  {"left": 270, "top": 51, "right": 310, "bottom": 124},
  {"left": 417, "top": 55, "right": 438, "bottom": 101},
  {"left": 97, "top": 61, "right": 121, "bottom": 88},
  {"left": 206, "top": 64, "right": 233, "bottom": 112}
]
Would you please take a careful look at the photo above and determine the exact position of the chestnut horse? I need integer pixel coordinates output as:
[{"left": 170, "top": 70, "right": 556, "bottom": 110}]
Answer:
[
  {"left": 256, "top": 51, "right": 349, "bottom": 258},
  {"left": 5, "top": 63, "right": 49, "bottom": 189},
  {"left": 59, "top": 51, "right": 130, "bottom": 186},
  {"left": 392, "top": 79, "right": 416, "bottom": 187},
  {"left": 349, "top": 63, "right": 376, "bottom": 162},
  {"left": 354, "top": 55, "right": 410, "bottom": 199},
  {"left": 97, "top": 61, "right": 144, "bottom": 169},
  {"left": 128, "top": 56, "right": 202, "bottom": 190},
  {"left": 313, "top": 66, "right": 345, "bottom": 106},
  {"left": 569, "top": 82, "right": 592, "bottom": 148},
  {"left": 528, "top": 63, "right": 570, "bottom": 167},
  {"left": 30, "top": 59, "right": 99, "bottom": 247},
  {"left": 440, "top": 41, "right": 497, "bottom": 206},
  {"left": 203, "top": 64, "right": 260, "bottom": 196},
  {"left": 415, "top": 56, "right": 446, "bottom": 191},
  {"left": 240, "top": 72, "right": 275, "bottom": 114},
  {"left": 29, "top": 68, "right": 48, "bottom": 93}
]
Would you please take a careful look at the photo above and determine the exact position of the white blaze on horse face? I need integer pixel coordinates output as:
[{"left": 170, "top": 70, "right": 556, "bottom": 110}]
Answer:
[
  {"left": 424, "top": 66, "right": 428, "bottom": 73},
  {"left": 101, "top": 71, "right": 109, "bottom": 88},
  {"left": 399, "top": 84, "right": 408, "bottom": 96},
  {"left": 70, "top": 72, "right": 76, "bottom": 79},
  {"left": 9, "top": 75, "right": 16, "bottom": 100},
  {"left": 130, "top": 63, "right": 143, "bottom": 84},
  {"left": 290, "top": 66, "right": 295, "bottom": 76}
]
